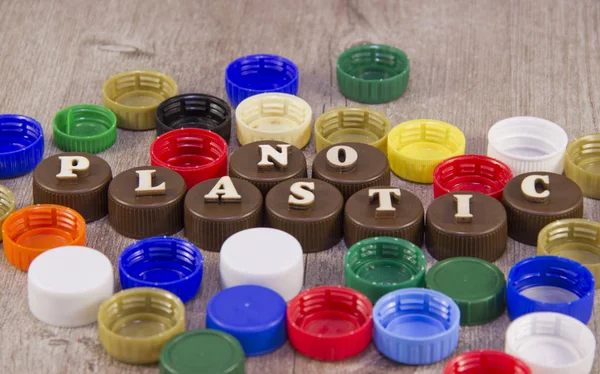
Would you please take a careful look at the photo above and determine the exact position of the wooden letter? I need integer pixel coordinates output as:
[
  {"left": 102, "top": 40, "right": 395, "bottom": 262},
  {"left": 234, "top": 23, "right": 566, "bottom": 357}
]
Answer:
[
  {"left": 521, "top": 174, "right": 550, "bottom": 202},
  {"left": 454, "top": 194, "right": 473, "bottom": 223},
  {"left": 56, "top": 156, "right": 90, "bottom": 180},
  {"left": 257, "top": 144, "right": 290, "bottom": 170},
  {"left": 288, "top": 182, "right": 315, "bottom": 209},
  {"left": 326, "top": 145, "right": 358, "bottom": 172},
  {"left": 135, "top": 170, "right": 166, "bottom": 196},
  {"left": 368, "top": 188, "right": 401, "bottom": 218},
  {"left": 204, "top": 176, "right": 242, "bottom": 203}
]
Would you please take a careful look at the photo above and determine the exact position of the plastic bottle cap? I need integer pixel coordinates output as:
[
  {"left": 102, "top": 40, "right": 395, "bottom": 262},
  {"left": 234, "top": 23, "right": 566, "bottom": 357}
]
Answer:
[
  {"left": 225, "top": 54, "right": 299, "bottom": 107},
  {"left": 538, "top": 219, "right": 600, "bottom": 289},
  {"left": 265, "top": 178, "right": 344, "bottom": 252},
  {"left": 108, "top": 166, "right": 186, "bottom": 239},
  {"left": 220, "top": 228, "right": 303, "bottom": 301},
  {"left": 507, "top": 256, "right": 594, "bottom": 323},
  {"left": 184, "top": 177, "right": 263, "bottom": 252},
  {"left": 487, "top": 116, "right": 568, "bottom": 176},
  {"left": 235, "top": 93, "right": 312, "bottom": 149},
  {"left": 102, "top": 69, "right": 178, "bottom": 131},
  {"left": 502, "top": 172, "right": 583, "bottom": 246},
  {"left": 373, "top": 288, "right": 460, "bottom": 365},
  {"left": 156, "top": 94, "right": 232, "bottom": 142},
  {"left": 119, "top": 236, "right": 203, "bottom": 303},
  {"left": 53, "top": 104, "right": 117, "bottom": 153},
  {"left": 426, "top": 257, "right": 506, "bottom": 326},
  {"left": 287, "top": 285, "right": 373, "bottom": 361},
  {"left": 228, "top": 140, "right": 307, "bottom": 196},
  {"left": 206, "top": 285, "right": 287, "bottom": 356},
  {"left": 388, "top": 119, "right": 466, "bottom": 183},
  {"left": 28, "top": 246, "right": 113, "bottom": 327},
  {"left": 2, "top": 204, "right": 86, "bottom": 271},
  {"left": 0, "top": 114, "right": 44, "bottom": 178},
  {"left": 433, "top": 154, "right": 513, "bottom": 201},
  {"left": 505, "top": 312, "right": 596, "bottom": 374},
  {"left": 564, "top": 133, "right": 600, "bottom": 199},
  {"left": 0, "top": 185, "right": 17, "bottom": 242},
  {"left": 314, "top": 107, "right": 391, "bottom": 154},
  {"left": 150, "top": 128, "right": 228, "bottom": 190},
  {"left": 160, "top": 329, "right": 245, "bottom": 374},
  {"left": 425, "top": 192, "right": 508, "bottom": 261},
  {"left": 33, "top": 152, "right": 113, "bottom": 223},
  {"left": 344, "top": 237, "right": 426, "bottom": 304},
  {"left": 312, "top": 142, "right": 390, "bottom": 200},
  {"left": 443, "top": 350, "right": 532, "bottom": 374},
  {"left": 344, "top": 186, "right": 424, "bottom": 247},
  {"left": 336, "top": 43, "right": 410, "bottom": 104},
  {"left": 98, "top": 287, "right": 185, "bottom": 364}
]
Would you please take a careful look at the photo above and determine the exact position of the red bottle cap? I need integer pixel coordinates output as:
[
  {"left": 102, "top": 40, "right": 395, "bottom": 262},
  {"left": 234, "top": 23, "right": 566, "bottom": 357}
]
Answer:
[
  {"left": 287, "top": 285, "right": 372, "bottom": 361},
  {"left": 443, "top": 350, "right": 531, "bottom": 374},
  {"left": 433, "top": 155, "right": 513, "bottom": 201},
  {"left": 150, "top": 128, "right": 228, "bottom": 190}
]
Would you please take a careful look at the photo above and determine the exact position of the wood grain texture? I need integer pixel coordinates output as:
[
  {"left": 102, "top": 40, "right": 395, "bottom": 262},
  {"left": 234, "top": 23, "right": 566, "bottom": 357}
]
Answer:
[{"left": 0, "top": 0, "right": 599, "bottom": 373}]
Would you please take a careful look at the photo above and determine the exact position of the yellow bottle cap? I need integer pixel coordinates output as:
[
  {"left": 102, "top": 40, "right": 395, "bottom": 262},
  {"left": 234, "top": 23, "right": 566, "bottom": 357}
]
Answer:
[
  {"left": 387, "top": 119, "right": 465, "bottom": 183},
  {"left": 538, "top": 219, "right": 600, "bottom": 288},
  {"left": 235, "top": 93, "right": 312, "bottom": 149},
  {"left": 97, "top": 287, "right": 185, "bottom": 364},
  {"left": 565, "top": 133, "right": 600, "bottom": 199},
  {"left": 314, "top": 107, "right": 391, "bottom": 154},
  {"left": 0, "top": 185, "right": 16, "bottom": 242},
  {"left": 102, "top": 70, "right": 178, "bottom": 131}
]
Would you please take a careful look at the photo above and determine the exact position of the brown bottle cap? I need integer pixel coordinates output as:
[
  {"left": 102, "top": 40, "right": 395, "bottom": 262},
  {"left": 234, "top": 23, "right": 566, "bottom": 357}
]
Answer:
[
  {"left": 108, "top": 166, "right": 186, "bottom": 239},
  {"left": 184, "top": 176, "right": 263, "bottom": 252},
  {"left": 344, "top": 186, "right": 424, "bottom": 247},
  {"left": 502, "top": 172, "right": 584, "bottom": 245},
  {"left": 312, "top": 142, "right": 390, "bottom": 201},
  {"left": 32, "top": 153, "right": 112, "bottom": 223},
  {"left": 265, "top": 178, "right": 343, "bottom": 252},
  {"left": 229, "top": 140, "right": 307, "bottom": 196},
  {"left": 425, "top": 192, "right": 508, "bottom": 261}
]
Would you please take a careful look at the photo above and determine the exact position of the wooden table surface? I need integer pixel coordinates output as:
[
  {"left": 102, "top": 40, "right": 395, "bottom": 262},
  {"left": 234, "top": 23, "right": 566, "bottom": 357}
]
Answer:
[{"left": 0, "top": 0, "right": 599, "bottom": 373}]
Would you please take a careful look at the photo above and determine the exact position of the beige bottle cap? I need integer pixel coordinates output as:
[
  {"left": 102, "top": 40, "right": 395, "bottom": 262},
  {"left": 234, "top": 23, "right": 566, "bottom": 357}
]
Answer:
[
  {"left": 0, "top": 184, "right": 16, "bottom": 242},
  {"left": 97, "top": 287, "right": 185, "bottom": 364},
  {"left": 564, "top": 133, "right": 600, "bottom": 199},
  {"left": 538, "top": 218, "right": 600, "bottom": 288},
  {"left": 235, "top": 93, "right": 312, "bottom": 149},
  {"left": 102, "top": 70, "right": 178, "bottom": 131},
  {"left": 314, "top": 107, "right": 391, "bottom": 154}
]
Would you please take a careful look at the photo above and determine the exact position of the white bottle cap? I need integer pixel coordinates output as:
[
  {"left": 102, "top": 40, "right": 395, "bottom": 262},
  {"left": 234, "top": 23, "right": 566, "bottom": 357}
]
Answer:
[
  {"left": 220, "top": 228, "right": 304, "bottom": 301},
  {"left": 28, "top": 246, "right": 114, "bottom": 327},
  {"left": 505, "top": 312, "right": 596, "bottom": 374},
  {"left": 487, "top": 116, "right": 568, "bottom": 175}
]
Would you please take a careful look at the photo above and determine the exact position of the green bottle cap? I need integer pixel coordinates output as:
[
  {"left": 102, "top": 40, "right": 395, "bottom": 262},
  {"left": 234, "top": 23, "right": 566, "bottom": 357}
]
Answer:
[
  {"left": 53, "top": 104, "right": 117, "bottom": 153},
  {"left": 344, "top": 236, "right": 426, "bottom": 304},
  {"left": 336, "top": 43, "right": 410, "bottom": 104},
  {"left": 426, "top": 257, "right": 506, "bottom": 326},
  {"left": 160, "top": 329, "right": 245, "bottom": 374}
]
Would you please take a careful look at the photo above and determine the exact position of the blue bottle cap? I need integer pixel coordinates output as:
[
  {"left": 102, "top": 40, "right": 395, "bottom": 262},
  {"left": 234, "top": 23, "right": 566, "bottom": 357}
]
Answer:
[
  {"left": 507, "top": 256, "right": 594, "bottom": 324},
  {"left": 206, "top": 285, "right": 287, "bottom": 356},
  {"left": 119, "top": 236, "right": 203, "bottom": 303},
  {"left": 0, "top": 114, "right": 44, "bottom": 178},
  {"left": 225, "top": 54, "right": 299, "bottom": 107},
  {"left": 373, "top": 288, "right": 460, "bottom": 365}
]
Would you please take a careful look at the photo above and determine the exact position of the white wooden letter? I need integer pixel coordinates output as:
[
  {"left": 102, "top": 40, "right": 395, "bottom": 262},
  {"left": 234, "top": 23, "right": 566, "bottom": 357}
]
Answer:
[
  {"left": 326, "top": 145, "right": 358, "bottom": 172},
  {"left": 56, "top": 156, "right": 90, "bottom": 180},
  {"left": 521, "top": 174, "right": 550, "bottom": 202},
  {"left": 368, "top": 188, "right": 401, "bottom": 218},
  {"left": 288, "top": 182, "right": 315, "bottom": 209},
  {"left": 454, "top": 194, "right": 473, "bottom": 223},
  {"left": 204, "top": 176, "right": 242, "bottom": 203},
  {"left": 257, "top": 144, "right": 290, "bottom": 170},
  {"left": 135, "top": 170, "right": 166, "bottom": 196}
]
